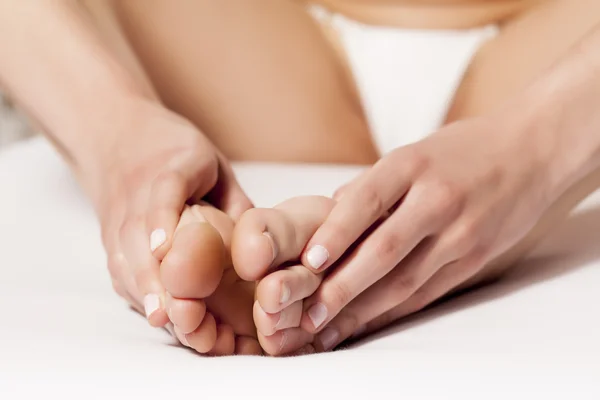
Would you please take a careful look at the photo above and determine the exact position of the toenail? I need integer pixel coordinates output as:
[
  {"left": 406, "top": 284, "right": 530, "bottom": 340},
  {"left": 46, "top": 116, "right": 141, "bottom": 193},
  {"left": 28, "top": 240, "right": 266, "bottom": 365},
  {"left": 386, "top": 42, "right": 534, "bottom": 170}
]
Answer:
[
  {"left": 280, "top": 283, "right": 291, "bottom": 304},
  {"left": 144, "top": 293, "right": 161, "bottom": 318},
  {"left": 306, "top": 245, "right": 329, "bottom": 269},
  {"left": 262, "top": 232, "right": 278, "bottom": 265},
  {"left": 307, "top": 303, "right": 328, "bottom": 329},
  {"left": 174, "top": 326, "right": 190, "bottom": 347},
  {"left": 318, "top": 327, "right": 339, "bottom": 351},
  {"left": 150, "top": 229, "right": 167, "bottom": 252}
]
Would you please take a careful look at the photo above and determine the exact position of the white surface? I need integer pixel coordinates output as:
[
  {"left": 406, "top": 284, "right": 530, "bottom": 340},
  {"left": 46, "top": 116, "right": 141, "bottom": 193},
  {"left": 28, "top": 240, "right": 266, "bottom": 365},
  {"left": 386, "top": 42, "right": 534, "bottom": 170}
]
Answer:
[
  {"left": 312, "top": 5, "right": 497, "bottom": 153},
  {"left": 1, "top": 138, "right": 600, "bottom": 399}
]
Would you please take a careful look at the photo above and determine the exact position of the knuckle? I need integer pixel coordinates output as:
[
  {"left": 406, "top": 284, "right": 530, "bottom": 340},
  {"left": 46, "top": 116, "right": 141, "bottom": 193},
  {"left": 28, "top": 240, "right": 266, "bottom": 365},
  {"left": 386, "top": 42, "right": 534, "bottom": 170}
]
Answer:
[
  {"left": 324, "top": 280, "right": 354, "bottom": 309},
  {"left": 154, "top": 170, "right": 186, "bottom": 192},
  {"left": 356, "top": 183, "right": 385, "bottom": 218},
  {"left": 400, "top": 146, "right": 430, "bottom": 175},
  {"left": 428, "top": 179, "right": 463, "bottom": 217},
  {"left": 391, "top": 271, "right": 418, "bottom": 299},
  {"left": 197, "top": 154, "right": 219, "bottom": 187},
  {"left": 452, "top": 219, "right": 480, "bottom": 253},
  {"left": 373, "top": 234, "right": 402, "bottom": 266}
]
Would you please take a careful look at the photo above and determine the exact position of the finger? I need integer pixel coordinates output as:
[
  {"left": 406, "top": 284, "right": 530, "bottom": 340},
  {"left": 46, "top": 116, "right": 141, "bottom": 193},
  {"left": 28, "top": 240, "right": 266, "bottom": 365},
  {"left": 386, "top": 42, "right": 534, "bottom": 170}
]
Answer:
[
  {"left": 255, "top": 264, "right": 322, "bottom": 314},
  {"left": 205, "top": 150, "right": 254, "bottom": 222},
  {"left": 232, "top": 196, "right": 335, "bottom": 281},
  {"left": 147, "top": 154, "right": 218, "bottom": 261},
  {"left": 253, "top": 299, "right": 303, "bottom": 337},
  {"left": 301, "top": 154, "right": 414, "bottom": 271},
  {"left": 119, "top": 212, "right": 169, "bottom": 327},
  {"left": 317, "top": 256, "right": 481, "bottom": 352},
  {"left": 186, "top": 312, "right": 218, "bottom": 354},
  {"left": 300, "top": 187, "right": 444, "bottom": 332}
]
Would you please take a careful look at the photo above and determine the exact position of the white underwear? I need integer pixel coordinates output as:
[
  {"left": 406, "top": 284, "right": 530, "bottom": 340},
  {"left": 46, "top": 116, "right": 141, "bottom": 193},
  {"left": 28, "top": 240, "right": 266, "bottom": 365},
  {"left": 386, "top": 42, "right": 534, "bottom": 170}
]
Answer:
[{"left": 309, "top": 6, "right": 498, "bottom": 155}]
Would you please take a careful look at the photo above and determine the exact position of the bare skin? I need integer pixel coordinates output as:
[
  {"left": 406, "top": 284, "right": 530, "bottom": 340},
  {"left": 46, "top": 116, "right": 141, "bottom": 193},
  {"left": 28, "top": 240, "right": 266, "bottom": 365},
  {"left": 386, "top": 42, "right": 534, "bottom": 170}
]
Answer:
[{"left": 4, "top": 0, "right": 598, "bottom": 355}]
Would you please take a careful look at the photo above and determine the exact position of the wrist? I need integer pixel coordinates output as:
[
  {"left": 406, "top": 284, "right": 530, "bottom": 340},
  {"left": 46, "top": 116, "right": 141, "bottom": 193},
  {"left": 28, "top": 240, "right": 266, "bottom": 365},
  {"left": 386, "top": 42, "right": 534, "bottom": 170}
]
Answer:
[{"left": 494, "top": 43, "right": 600, "bottom": 203}]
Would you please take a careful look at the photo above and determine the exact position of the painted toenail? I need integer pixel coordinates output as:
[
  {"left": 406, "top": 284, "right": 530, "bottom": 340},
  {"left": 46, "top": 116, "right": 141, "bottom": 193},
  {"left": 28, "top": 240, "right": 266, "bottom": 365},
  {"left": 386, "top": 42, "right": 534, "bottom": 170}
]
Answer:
[
  {"left": 307, "top": 303, "right": 328, "bottom": 329},
  {"left": 262, "top": 232, "right": 278, "bottom": 265},
  {"left": 318, "top": 327, "right": 339, "bottom": 351},
  {"left": 144, "top": 293, "right": 161, "bottom": 318},
  {"left": 306, "top": 245, "right": 329, "bottom": 269},
  {"left": 150, "top": 229, "right": 167, "bottom": 252},
  {"left": 280, "top": 283, "right": 291, "bottom": 304}
]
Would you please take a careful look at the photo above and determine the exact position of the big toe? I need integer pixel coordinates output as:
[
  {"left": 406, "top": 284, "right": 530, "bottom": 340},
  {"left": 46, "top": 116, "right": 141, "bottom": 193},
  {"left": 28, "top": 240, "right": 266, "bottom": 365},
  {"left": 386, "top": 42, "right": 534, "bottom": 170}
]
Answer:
[
  {"left": 161, "top": 205, "right": 226, "bottom": 299},
  {"left": 232, "top": 196, "right": 335, "bottom": 282}
]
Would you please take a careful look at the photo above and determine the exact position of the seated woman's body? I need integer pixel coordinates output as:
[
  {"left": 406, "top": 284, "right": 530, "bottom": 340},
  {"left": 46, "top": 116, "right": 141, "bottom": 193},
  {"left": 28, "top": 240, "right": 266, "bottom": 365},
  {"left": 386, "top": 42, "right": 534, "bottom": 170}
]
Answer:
[{"left": 54, "top": 0, "right": 600, "bottom": 355}]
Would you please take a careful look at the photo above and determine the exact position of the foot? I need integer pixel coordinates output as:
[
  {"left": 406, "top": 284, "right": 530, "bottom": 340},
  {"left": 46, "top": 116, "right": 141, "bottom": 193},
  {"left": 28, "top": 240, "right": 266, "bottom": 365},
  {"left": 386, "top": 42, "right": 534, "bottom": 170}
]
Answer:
[
  {"left": 157, "top": 203, "right": 261, "bottom": 356},
  {"left": 232, "top": 196, "right": 335, "bottom": 355}
]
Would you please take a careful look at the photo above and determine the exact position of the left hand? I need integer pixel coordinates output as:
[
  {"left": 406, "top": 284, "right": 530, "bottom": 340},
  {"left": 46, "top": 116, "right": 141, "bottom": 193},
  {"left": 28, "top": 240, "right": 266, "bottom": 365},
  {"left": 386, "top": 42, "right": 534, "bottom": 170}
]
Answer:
[{"left": 298, "top": 115, "right": 562, "bottom": 350}]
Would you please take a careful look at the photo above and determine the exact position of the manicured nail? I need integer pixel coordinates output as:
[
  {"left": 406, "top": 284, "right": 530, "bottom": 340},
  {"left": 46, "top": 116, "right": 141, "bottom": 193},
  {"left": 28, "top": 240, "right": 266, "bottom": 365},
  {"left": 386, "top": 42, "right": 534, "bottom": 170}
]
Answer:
[
  {"left": 262, "top": 232, "right": 278, "bottom": 266},
  {"left": 150, "top": 228, "right": 166, "bottom": 252},
  {"left": 307, "top": 303, "right": 328, "bottom": 329},
  {"left": 306, "top": 245, "right": 329, "bottom": 269},
  {"left": 144, "top": 293, "right": 160, "bottom": 318},
  {"left": 280, "top": 282, "right": 291, "bottom": 304},
  {"left": 318, "top": 327, "right": 339, "bottom": 351}
]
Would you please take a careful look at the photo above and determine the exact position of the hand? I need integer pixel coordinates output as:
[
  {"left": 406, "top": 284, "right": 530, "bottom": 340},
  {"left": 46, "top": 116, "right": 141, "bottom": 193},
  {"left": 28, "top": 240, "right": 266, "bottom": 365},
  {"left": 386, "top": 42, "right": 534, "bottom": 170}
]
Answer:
[
  {"left": 297, "top": 115, "right": 563, "bottom": 349},
  {"left": 87, "top": 99, "right": 252, "bottom": 327}
]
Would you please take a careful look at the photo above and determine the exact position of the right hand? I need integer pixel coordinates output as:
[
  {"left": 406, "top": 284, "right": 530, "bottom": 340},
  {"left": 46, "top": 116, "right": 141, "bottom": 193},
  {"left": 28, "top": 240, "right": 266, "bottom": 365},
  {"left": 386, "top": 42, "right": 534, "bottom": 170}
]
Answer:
[{"left": 87, "top": 99, "right": 252, "bottom": 327}]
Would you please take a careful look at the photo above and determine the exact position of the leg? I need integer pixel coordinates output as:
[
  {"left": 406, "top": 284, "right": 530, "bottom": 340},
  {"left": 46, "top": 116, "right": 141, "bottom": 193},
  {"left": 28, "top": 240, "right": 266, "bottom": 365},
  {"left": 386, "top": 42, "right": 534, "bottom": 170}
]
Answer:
[{"left": 112, "top": 0, "right": 378, "bottom": 164}]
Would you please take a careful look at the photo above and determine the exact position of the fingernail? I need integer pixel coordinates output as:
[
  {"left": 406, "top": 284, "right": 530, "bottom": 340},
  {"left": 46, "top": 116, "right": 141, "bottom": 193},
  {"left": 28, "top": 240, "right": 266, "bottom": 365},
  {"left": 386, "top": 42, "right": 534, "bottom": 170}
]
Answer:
[
  {"left": 318, "top": 327, "right": 339, "bottom": 351},
  {"left": 263, "top": 232, "right": 278, "bottom": 265},
  {"left": 174, "top": 326, "right": 190, "bottom": 347},
  {"left": 144, "top": 293, "right": 161, "bottom": 318},
  {"left": 280, "top": 282, "right": 291, "bottom": 304},
  {"left": 306, "top": 245, "right": 329, "bottom": 269},
  {"left": 307, "top": 303, "right": 328, "bottom": 329},
  {"left": 150, "top": 228, "right": 167, "bottom": 252}
]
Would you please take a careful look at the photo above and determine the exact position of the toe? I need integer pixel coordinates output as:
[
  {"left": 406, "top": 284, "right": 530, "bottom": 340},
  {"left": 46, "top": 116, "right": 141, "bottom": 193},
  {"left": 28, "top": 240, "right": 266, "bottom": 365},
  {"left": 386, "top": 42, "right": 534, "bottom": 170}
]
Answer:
[
  {"left": 165, "top": 293, "right": 207, "bottom": 334},
  {"left": 186, "top": 312, "right": 218, "bottom": 354},
  {"left": 235, "top": 336, "right": 263, "bottom": 356},
  {"left": 258, "top": 328, "right": 314, "bottom": 357},
  {"left": 209, "top": 324, "right": 235, "bottom": 356},
  {"left": 161, "top": 206, "right": 225, "bottom": 299},
  {"left": 253, "top": 300, "right": 303, "bottom": 336},
  {"left": 232, "top": 196, "right": 335, "bottom": 281},
  {"left": 256, "top": 265, "right": 322, "bottom": 314}
]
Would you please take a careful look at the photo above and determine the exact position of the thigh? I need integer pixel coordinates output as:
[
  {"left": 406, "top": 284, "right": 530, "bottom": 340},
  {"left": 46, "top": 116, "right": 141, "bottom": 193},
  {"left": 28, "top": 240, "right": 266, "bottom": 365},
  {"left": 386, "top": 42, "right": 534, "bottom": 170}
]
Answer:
[
  {"left": 111, "top": 0, "right": 378, "bottom": 164},
  {"left": 447, "top": 0, "right": 600, "bottom": 286}
]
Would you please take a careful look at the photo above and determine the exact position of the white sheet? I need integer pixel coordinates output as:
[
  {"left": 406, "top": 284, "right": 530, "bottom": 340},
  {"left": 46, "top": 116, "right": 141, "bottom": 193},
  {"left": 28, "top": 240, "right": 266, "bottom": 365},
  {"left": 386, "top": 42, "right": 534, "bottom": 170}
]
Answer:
[{"left": 1, "top": 138, "right": 599, "bottom": 399}]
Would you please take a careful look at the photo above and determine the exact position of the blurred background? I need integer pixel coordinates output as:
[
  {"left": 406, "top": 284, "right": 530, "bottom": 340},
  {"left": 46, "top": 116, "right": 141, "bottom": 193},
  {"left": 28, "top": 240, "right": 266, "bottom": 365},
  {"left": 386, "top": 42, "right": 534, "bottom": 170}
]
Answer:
[{"left": 0, "top": 93, "right": 35, "bottom": 149}]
